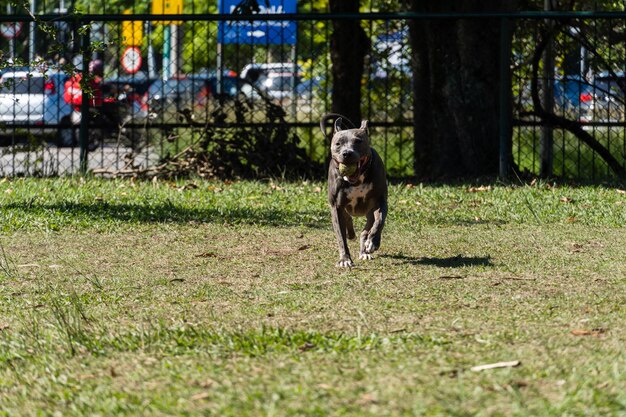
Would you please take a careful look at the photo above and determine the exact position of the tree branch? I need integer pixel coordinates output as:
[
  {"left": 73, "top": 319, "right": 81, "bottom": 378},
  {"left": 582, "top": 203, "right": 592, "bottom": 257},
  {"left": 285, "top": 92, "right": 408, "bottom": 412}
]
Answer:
[{"left": 526, "top": 25, "right": 626, "bottom": 179}]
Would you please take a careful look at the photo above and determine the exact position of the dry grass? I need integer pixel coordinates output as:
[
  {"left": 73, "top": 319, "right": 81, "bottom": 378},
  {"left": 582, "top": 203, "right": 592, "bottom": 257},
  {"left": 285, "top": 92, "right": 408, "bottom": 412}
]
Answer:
[{"left": 0, "top": 178, "right": 625, "bottom": 416}]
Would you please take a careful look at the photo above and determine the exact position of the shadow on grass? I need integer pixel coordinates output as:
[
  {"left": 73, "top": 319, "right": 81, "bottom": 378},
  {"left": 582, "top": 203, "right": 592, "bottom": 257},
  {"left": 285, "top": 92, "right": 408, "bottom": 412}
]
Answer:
[
  {"left": 386, "top": 253, "right": 494, "bottom": 268},
  {"left": 4, "top": 201, "right": 329, "bottom": 228}
]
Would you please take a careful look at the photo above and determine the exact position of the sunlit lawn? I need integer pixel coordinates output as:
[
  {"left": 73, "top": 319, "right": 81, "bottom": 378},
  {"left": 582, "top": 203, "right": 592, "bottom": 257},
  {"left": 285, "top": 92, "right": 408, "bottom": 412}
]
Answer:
[{"left": 0, "top": 178, "right": 625, "bottom": 416}]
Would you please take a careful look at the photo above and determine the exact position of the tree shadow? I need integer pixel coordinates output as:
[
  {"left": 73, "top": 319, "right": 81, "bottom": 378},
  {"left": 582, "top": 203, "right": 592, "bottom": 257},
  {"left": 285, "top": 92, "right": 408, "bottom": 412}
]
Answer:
[
  {"left": 385, "top": 253, "right": 494, "bottom": 268},
  {"left": 3, "top": 201, "right": 328, "bottom": 228}
]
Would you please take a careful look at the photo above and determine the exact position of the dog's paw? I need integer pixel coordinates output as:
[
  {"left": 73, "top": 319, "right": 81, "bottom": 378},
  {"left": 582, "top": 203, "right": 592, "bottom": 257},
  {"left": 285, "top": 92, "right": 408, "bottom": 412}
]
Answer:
[
  {"left": 365, "top": 239, "right": 379, "bottom": 254},
  {"left": 359, "top": 253, "right": 374, "bottom": 261},
  {"left": 336, "top": 259, "right": 354, "bottom": 268}
]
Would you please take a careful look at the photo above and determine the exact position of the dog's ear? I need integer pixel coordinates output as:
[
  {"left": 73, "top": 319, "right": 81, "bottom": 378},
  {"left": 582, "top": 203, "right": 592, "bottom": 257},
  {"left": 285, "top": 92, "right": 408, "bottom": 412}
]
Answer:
[
  {"left": 334, "top": 117, "right": 343, "bottom": 133},
  {"left": 360, "top": 120, "right": 369, "bottom": 134}
]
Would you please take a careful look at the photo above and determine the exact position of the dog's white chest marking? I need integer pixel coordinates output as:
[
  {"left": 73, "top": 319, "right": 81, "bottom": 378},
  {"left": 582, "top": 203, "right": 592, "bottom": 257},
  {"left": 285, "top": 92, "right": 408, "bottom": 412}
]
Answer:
[
  {"left": 345, "top": 182, "right": 373, "bottom": 202},
  {"left": 343, "top": 181, "right": 373, "bottom": 215}
]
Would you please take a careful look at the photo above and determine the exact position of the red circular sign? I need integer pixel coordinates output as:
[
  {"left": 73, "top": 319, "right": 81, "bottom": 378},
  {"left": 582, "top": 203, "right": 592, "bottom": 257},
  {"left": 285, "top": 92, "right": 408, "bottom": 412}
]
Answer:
[
  {"left": 0, "top": 22, "right": 23, "bottom": 39},
  {"left": 121, "top": 46, "right": 142, "bottom": 74}
]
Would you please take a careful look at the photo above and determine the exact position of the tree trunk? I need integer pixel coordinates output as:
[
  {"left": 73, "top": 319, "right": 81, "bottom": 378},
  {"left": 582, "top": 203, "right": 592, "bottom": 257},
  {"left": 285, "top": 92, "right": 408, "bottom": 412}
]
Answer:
[
  {"left": 329, "top": 0, "right": 369, "bottom": 125},
  {"left": 406, "top": 0, "right": 517, "bottom": 179}
]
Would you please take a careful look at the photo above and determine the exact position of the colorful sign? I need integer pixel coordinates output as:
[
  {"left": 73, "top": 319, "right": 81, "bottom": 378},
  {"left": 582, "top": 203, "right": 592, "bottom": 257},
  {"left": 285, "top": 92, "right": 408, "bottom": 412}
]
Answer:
[
  {"left": 122, "top": 10, "right": 143, "bottom": 46},
  {"left": 217, "top": 0, "right": 297, "bottom": 45},
  {"left": 0, "top": 22, "right": 23, "bottom": 39},
  {"left": 121, "top": 46, "right": 142, "bottom": 74},
  {"left": 152, "top": 0, "right": 184, "bottom": 25}
]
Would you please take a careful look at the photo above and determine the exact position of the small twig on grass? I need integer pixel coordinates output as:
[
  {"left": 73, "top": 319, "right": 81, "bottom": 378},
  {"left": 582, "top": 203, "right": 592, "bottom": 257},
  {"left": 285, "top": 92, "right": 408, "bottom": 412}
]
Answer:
[
  {"left": 438, "top": 275, "right": 465, "bottom": 280},
  {"left": 571, "top": 328, "right": 607, "bottom": 336},
  {"left": 471, "top": 360, "right": 521, "bottom": 372},
  {"left": 500, "top": 275, "right": 537, "bottom": 281}
]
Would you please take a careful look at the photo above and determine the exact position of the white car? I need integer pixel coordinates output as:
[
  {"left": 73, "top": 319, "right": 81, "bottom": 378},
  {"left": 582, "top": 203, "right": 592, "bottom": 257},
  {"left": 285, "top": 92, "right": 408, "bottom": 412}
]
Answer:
[
  {"left": 239, "top": 62, "right": 303, "bottom": 101},
  {"left": 0, "top": 68, "right": 73, "bottom": 142}
]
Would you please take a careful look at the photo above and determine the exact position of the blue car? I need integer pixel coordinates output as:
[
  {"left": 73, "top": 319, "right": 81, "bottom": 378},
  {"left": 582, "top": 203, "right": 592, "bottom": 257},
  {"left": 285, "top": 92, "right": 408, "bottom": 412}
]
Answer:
[
  {"left": 589, "top": 71, "right": 626, "bottom": 122},
  {"left": 553, "top": 75, "right": 594, "bottom": 120}
]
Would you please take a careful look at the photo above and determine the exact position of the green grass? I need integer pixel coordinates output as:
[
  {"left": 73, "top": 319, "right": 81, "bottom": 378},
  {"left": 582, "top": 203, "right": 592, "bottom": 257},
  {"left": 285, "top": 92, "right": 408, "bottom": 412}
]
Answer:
[{"left": 0, "top": 177, "right": 625, "bottom": 416}]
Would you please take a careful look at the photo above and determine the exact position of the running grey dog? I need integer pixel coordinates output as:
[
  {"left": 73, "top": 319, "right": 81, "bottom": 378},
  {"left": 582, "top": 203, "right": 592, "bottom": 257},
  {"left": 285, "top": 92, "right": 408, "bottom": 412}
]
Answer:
[{"left": 320, "top": 113, "right": 388, "bottom": 268}]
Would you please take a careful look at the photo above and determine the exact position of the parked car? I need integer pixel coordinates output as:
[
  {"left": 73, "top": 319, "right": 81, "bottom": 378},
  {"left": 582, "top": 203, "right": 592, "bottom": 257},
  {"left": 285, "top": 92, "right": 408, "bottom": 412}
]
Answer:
[
  {"left": 0, "top": 65, "right": 31, "bottom": 77},
  {"left": 147, "top": 70, "right": 240, "bottom": 122},
  {"left": 590, "top": 71, "right": 626, "bottom": 122},
  {"left": 553, "top": 75, "right": 594, "bottom": 121},
  {"left": 0, "top": 68, "right": 73, "bottom": 142},
  {"left": 295, "top": 75, "right": 324, "bottom": 101},
  {"left": 104, "top": 71, "right": 155, "bottom": 96},
  {"left": 239, "top": 63, "right": 303, "bottom": 101},
  {"left": 544, "top": 73, "right": 626, "bottom": 122},
  {"left": 103, "top": 72, "right": 155, "bottom": 125},
  {"left": 191, "top": 69, "right": 240, "bottom": 100},
  {"left": 146, "top": 77, "right": 200, "bottom": 123}
]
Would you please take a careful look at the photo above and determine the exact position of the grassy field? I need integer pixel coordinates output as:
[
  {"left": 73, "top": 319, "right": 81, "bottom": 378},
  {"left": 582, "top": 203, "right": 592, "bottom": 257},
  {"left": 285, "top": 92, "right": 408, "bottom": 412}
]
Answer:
[{"left": 0, "top": 177, "right": 625, "bottom": 416}]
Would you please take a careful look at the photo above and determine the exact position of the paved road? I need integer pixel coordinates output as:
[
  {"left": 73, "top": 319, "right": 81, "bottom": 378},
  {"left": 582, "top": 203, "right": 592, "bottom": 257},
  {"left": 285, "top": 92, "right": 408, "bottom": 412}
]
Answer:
[{"left": 0, "top": 145, "right": 159, "bottom": 176}]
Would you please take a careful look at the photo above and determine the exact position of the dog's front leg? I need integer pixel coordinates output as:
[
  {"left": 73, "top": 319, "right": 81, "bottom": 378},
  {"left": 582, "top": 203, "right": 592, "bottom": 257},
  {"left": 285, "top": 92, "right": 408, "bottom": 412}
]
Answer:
[
  {"left": 364, "top": 199, "right": 387, "bottom": 255},
  {"left": 359, "top": 214, "right": 374, "bottom": 260},
  {"left": 331, "top": 206, "right": 353, "bottom": 267}
]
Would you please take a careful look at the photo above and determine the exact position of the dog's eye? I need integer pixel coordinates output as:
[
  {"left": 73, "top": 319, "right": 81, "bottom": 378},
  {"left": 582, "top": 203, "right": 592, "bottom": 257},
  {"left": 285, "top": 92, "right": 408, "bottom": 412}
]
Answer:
[{"left": 354, "top": 138, "right": 363, "bottom": 144}]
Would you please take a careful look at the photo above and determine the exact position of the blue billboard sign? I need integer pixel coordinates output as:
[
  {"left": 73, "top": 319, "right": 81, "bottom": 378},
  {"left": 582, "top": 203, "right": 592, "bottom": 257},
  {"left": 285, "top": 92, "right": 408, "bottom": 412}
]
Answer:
[{"left": 218, "top": 0, "right": 297, "bottom": 45}]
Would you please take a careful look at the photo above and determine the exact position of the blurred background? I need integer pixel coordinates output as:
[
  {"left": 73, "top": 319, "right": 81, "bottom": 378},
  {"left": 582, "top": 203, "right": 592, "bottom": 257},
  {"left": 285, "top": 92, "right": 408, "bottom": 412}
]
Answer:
[{"left": 1, "top": 0, "right": 626, "bottom": 181}]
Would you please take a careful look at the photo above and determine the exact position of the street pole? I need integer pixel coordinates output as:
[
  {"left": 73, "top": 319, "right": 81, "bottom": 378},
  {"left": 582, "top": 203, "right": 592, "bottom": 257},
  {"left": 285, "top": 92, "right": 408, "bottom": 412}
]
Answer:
[
  {"left": 169, "top": 23, "right": 178, "bottom": 77},
  {"left": 540, "top": 0, "right": 555, "bottom": 178},
  {"left": 29, "top": 0, "right": 36, "bottom": 64},
  {"left": 216, "top": 43, "right": 223, "bottom": 95},
  {"left": 146, "top": 21, "right": 157, "bottom": 79},
  {"left": 162, "top": 25, "right": 170, "bottom": 79},
  {"left": 7, "top": 4, "right": 14, "bottom": 59}
]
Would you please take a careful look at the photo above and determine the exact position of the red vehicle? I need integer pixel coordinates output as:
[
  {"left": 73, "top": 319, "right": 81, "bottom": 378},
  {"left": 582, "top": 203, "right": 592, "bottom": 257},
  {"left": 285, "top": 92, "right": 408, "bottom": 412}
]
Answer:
[{"left": 61, "top": 60, "right": 148, "bottom": 148}]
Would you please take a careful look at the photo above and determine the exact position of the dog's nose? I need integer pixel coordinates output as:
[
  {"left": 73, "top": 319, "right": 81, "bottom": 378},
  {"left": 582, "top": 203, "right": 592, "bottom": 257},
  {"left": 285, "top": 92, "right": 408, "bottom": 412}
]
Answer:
[{"left": 341, "top": 149, "right": 355, "bottom": 159}]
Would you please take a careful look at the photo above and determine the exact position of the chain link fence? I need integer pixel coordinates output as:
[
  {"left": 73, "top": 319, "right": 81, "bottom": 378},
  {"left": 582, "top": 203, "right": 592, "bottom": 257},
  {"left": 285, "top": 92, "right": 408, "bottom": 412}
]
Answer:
[
  {"left": 0, "top": 2, "right": 413, "bottom": 178},
  {"left": 513, "top": 11, "right": 626, "bottom": 181},
  {"left": 3, "top": 5, "right": 626, "bottom": 180}
]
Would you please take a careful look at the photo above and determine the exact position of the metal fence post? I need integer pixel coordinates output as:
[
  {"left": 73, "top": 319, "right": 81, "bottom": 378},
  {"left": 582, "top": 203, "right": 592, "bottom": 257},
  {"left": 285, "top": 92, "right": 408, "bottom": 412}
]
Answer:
[
  {"left": 79, "top": 24, "right": 91, "bottom": 175},
  {"left": 540, "top": 0, "right": 555, "bottom": 177},
  {"left": 499, "top": 17, "right": 513, "bottom": 180}
]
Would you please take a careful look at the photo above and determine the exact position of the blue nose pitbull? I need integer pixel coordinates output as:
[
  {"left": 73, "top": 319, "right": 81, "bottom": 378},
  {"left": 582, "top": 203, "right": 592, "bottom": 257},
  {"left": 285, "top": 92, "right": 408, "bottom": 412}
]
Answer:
[{"left": 320, "top": 113, "right": 388, "bottom": 268}]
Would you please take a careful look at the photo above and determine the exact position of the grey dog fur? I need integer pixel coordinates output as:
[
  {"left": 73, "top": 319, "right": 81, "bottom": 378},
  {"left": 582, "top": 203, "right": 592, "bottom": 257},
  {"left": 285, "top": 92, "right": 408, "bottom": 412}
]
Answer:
[{"left": 320, "top": 113, "right": 388, "bottom": 268}]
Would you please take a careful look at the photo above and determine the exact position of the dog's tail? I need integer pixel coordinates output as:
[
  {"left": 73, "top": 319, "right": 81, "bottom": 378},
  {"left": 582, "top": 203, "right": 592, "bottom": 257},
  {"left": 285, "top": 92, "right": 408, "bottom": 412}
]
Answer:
[{"left": 320, "top": 113, "right": 356, "bottom": 139}]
